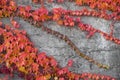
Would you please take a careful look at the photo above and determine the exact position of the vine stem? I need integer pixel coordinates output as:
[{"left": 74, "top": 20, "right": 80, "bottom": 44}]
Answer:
[
  {"left": 1, "top": 0, "right": 110, "bottom": 69},
  {"left": 24, "top": 17, "right": 109, "bottom": 69},
  {"left": 41, "top": 26, "right": 110, "bottom": 69}
]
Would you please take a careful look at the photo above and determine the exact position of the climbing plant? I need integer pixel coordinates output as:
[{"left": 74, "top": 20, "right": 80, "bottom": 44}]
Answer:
[{"left": 0, "top": 0, "right": 120, "bottom": 80}]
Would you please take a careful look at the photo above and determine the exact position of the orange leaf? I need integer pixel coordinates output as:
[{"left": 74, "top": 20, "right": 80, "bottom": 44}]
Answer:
[{"left": 19, "top": 66, "right": 28, "bottom": 74}]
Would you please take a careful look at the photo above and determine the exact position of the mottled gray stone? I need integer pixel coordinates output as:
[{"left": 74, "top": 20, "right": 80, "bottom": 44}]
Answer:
[{"left": 1, "top": 0, "right": 120, "bottom": 79}]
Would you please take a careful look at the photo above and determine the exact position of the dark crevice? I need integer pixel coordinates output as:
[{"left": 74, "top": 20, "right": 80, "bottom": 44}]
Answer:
[
  {"left": 0, "top": 35, "right": 4, "bottom": 45},
  {"left": 1, "top": 49, "right": 7, "bottom": 54}
]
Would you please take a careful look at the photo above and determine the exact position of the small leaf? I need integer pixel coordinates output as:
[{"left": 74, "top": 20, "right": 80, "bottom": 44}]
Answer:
[
  {"left": 19, "top": 66, "right": 28, "bottom": 74},
  {"left": 67, "top": 59, "right": 73, "bottom": 67},
  {"left": 11, "top": 20, "right": 20, "bottom": 28}
]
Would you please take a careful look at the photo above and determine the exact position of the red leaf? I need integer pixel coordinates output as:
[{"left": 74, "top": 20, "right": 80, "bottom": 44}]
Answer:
[
  {"left": 67, "top": 59, "right": 73, "bottom": 67},
  {"left": 25, "top": 5, "right": 31, "bottom": 12},
  {"left": 57, "top": 0, "right": 64, "bottom": 3},
  {"left": 59, "top": 77, "right": 64, "bottom": 80},
  {"left": 32, "top": 15, "right": 39, "bottom": 21},
  {"left": 32, "top": 63, "right": 39, "bottom": 72},
  {"left": 11, "top": 20, "right": 20, "bottom": 28},
  {"left": 48, "top": 0, "right": 53, "bottom": 3},
  {"left": 50, "top": 58, "right": 57, "bottom": 67}
]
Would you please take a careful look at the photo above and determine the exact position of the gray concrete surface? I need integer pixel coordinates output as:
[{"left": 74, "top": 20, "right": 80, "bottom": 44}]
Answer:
[{"left": 1, "top": 0, "right": 120, "bottom": 79}]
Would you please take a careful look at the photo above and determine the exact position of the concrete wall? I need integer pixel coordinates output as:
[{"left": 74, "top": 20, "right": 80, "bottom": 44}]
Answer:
[{"left": 1, "top": 0, "right": 120, "bottom": 79}]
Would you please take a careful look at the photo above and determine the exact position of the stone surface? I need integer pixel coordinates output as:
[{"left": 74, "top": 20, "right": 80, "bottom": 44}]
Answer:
[{"left": 1, "top": 0, "right": 120, "bottom": 79}]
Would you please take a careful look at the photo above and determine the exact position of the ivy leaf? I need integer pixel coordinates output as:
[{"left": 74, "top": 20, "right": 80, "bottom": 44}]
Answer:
[
  {"left": 32, "top": 15, "right": 39, "bottom": 21},
  {"left": 74, "top": 74, "right": 80, "bottom": 80},
  {"left": 53, "top": 14, "right": 61, "bottom": 21},
  {"left": 19, "top": 66, "right": 28, "bottom": 74},
  {"left": 36, "top": 76, "right": 47, "bottom": 80},
  {"left": 25, "top": 5, "right": 31, "bottom": 12},
  {"left": 18, "top": 6, "right": 26, "bottom": 16},
  {"left": 58, "top": 67, "right": 68, "bottom": 75},
  {"left": 31, "top": 63, "right": 39, "bottom": 73},
  {"left": 76, "top": 0, "right": 83, "bottom": 5},
  {"left": 67, "top": 59, "right": 73, "bottom": 67},
  {"left": 57, "top": 20, "right": 63, "bottom": 25},
  {"left": 44, "top": 74, "right": 51, "bottom": 80},
  {"left": 0, "top": 45, "right": 4, "bottom": 53},
  {"left": 9, "top": 1, "right": 16, "bottom": 6},
  {"left": 32, "top": 0, "right": 39, "bottom": 3},
  {"left": 0, "top": 11, "right": 3, "bottom": 18},
  {"left": 38, "top": 52, "right": 46, "bottom": 59},
  {"left": 59, "top": 77, "right": 65, "bottom": 80},
  {"left": 50, "top": 58, "right": 58, "bottom": 67},
  {"left": 11, "top": 19, "right": 20, "bottom": 28},
  {"left": 57, "top": 0, "right": 64, "bottom": 3},
  {"left": 48, "top": 0, "right": 53, "bottom": 3},
  {"left": 86, "top": 31, "right": 95, "bottom": 38}
]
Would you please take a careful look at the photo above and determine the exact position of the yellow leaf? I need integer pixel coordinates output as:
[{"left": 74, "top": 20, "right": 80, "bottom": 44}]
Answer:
[
  {"left": 6, "top": 61, "right": 10, "bottom": 68},
  {"left": 19, "top": 66, "right": 28, "bottom": 74},
  {"left": 45, "top": 74, "right": 51, "bottom": 80}
]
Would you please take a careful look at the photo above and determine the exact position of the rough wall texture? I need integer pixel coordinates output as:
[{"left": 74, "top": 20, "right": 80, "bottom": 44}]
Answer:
[{"left": 1, "top": 0, "right": 120, "bottom": 79}]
